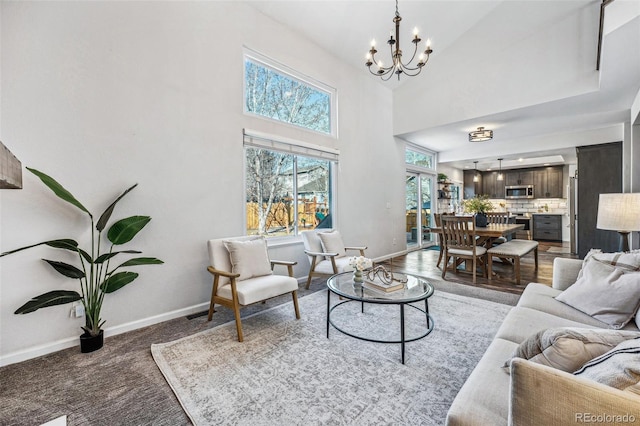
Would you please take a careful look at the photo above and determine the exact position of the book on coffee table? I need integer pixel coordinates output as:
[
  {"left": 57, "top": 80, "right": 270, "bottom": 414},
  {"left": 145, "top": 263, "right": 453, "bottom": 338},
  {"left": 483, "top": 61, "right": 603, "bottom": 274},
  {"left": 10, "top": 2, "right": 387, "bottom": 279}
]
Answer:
[{"left": 363, "top": 277, "right": 404, "bottom": 293}]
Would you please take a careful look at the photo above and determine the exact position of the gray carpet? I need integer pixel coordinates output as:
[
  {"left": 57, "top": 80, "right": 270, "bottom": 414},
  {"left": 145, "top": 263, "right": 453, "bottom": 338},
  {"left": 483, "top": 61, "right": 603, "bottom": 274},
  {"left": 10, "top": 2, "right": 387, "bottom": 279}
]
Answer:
[
  {"left": 0, "top": 277, "right": 518, "bottom": 425},
  {"left": 152, "top": 290, "right": 512, "bottom": 425}
]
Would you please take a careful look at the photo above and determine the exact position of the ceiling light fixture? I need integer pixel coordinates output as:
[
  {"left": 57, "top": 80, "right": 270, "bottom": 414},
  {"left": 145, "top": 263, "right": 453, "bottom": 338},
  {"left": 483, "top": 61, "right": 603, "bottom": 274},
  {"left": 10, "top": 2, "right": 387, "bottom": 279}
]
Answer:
[
  {"left": 469, "top": 127, "right": 493, "bottom": 142},
  {"left": 497, "top": 158, "right": 504, "bottom": 181},
  {"left": 365, "top": 0, "right": 433, "bottom": 81},
  {"left": 473, "top": 161, "right": 479, "bottom": 182}
]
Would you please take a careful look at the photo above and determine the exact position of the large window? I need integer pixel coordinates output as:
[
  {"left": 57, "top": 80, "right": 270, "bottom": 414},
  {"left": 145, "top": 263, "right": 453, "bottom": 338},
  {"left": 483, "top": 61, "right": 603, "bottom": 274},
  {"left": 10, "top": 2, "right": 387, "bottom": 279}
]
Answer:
[
  {"left": 244, "top": 133, "right": 337, "bottom": 237},
  {"left": 244, "top": 50, "right": 336, "bottom": 136}
]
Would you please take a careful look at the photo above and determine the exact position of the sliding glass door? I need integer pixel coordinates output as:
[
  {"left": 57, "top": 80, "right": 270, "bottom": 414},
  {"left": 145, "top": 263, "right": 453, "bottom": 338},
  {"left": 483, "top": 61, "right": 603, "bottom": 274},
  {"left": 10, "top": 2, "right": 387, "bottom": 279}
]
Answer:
[{"left": 406, "top": 172, "right": 436, "bottom": 248}]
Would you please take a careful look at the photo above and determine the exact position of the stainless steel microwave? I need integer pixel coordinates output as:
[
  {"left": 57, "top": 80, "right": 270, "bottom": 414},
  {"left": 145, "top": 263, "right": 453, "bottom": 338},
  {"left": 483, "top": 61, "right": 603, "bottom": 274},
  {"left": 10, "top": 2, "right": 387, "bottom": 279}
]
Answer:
[{"left": 505, "top": 185, "right": 534, "bottom": 199}]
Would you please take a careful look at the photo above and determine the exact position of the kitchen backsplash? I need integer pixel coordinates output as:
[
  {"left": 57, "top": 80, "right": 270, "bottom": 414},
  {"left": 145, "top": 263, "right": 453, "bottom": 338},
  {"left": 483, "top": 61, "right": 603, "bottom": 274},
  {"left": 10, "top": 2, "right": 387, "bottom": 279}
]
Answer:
[{"left": 485, "top": 198, "right": 568, "bottom": 215}]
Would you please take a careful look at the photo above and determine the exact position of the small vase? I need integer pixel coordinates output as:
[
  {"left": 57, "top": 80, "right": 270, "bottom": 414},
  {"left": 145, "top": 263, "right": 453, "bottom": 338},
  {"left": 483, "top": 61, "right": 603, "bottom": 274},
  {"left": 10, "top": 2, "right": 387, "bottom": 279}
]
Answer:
[
  {"left": 475, "top": 213, "right": 488, "bottom": 228},
  {"left": 353, "top": 269, "right": 364, "bottom": 283}
]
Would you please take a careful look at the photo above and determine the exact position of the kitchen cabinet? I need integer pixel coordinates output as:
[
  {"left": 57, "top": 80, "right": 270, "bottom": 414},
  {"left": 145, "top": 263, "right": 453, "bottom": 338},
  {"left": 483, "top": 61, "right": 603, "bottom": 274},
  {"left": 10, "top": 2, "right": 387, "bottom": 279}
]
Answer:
[
  {"left": 482, "top": 171, "right": 506, "bottom": 199},
  {"left": 533, "top": 214, "right": 562, "bottom": 241},
  {"left": 533, "top": 166, "right": 563, "bottom": 198},
  {"left": 463, "top": 170, "right": 482, "bottom": 198},
  {"left": 505, "top": 170, "right": 533, "bottom": 186}
]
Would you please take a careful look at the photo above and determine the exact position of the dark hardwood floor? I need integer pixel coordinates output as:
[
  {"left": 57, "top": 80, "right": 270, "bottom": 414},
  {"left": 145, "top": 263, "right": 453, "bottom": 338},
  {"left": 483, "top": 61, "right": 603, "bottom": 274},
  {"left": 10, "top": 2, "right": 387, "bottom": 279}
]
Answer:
[{"left": 379, "top": 241, "right": 577, "bottom": 295}]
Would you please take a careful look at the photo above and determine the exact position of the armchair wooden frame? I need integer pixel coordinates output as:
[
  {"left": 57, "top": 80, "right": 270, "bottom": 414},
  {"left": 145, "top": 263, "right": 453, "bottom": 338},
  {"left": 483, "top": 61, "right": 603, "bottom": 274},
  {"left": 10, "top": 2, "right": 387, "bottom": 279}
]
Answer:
[
  {"left": 304, "top": 246, "right": 366, "bottom": 289},
  {"left": 206, "top": 260, "right": 300, "bottom": 342}
]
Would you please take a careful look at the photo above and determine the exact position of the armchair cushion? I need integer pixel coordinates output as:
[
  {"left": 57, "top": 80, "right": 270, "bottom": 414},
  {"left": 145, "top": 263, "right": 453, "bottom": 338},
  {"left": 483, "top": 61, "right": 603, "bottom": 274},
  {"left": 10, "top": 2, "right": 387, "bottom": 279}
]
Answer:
[
  {"left": 216, "top": 274, "right": 298, "bottom": 305},
  {"left": 223, "top": 237, "right": 273, "bottom": 281},
  {"left": 318, "top": 230, "right": 346, "bottom": 258},
  {"left": 313, "top": 256, "right": 354, "bottom": 274}
]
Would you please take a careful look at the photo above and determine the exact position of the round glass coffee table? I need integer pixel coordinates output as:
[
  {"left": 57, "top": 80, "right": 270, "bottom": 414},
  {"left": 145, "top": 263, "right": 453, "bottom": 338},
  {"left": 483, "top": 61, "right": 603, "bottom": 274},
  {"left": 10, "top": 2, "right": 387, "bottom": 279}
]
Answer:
[{"left": 326, "top": 271, "right": 434, "bottom": 364}]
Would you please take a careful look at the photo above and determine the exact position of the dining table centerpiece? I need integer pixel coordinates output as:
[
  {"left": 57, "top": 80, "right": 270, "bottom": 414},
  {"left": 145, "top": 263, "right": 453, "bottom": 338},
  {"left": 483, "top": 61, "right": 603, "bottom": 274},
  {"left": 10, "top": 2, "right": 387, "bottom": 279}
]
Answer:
[{"left": 462, "top": 195, "right": 494, "bottom": 227}]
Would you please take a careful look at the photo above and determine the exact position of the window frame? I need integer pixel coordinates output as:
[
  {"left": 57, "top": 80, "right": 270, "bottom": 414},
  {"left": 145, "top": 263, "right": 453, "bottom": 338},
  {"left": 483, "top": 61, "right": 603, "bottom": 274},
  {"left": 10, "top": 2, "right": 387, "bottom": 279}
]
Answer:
[
  {"left": 243, "top": 130, "right": 338, "bottom": 241},
  {"left": 405, "top": 144, "right": 437, "bottom": 173},
  {"left": 243, "top": 48, "right": 338, "bottom": 138}
]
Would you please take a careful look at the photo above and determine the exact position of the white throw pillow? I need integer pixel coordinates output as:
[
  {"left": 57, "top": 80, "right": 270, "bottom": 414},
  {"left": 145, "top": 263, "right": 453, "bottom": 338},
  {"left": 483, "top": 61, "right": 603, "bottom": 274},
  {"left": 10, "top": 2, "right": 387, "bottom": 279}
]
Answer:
[
  {"left": 574, "top": 337, "right": 640, "bottom": 390},
  {"left": 502, "top": 327, "right": 640, "bottom": 373},
  {"left": 223, "top": 237, "right": 273, "bottom": 281},
  {"left": 318, "top": 231, "right": 347, "bottom": 258},
  {"left": 556, "top": 260, "right": 640, "bottom": 329}
]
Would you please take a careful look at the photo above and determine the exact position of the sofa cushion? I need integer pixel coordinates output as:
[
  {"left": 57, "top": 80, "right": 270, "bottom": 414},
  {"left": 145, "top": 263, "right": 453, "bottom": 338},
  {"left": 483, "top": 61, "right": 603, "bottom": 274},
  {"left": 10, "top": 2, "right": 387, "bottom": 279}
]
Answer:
[
  {"left": 502, "top": 327, "right": 640, "bottom": 373},
  {"left": 517, "top": 283, "right": 611, "bottom": 327},
  {"left": 223, "top": 237, "right": 273, "bottom": 281},
  {"left": 556, "top": 260, "right": 640, "bottom": 329},
  {"left": 318, "top": 231, "right": 347, "bottom": 258},
  {"left": 446, "top": 338, "right": 518, "bottom": 426},
  {"left": 495, "top": 307, "right": 604, "bottom": 344},
  {"left": 574, "top": 337, "right": 640, "bottom": 389}
]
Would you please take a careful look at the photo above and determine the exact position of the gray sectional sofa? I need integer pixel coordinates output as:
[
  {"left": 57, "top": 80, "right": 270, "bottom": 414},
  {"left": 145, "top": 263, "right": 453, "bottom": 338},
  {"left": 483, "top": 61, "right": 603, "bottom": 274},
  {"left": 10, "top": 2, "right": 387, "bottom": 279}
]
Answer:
[{"left": 446, "top": 257, "right": 640, "bottom": 425}]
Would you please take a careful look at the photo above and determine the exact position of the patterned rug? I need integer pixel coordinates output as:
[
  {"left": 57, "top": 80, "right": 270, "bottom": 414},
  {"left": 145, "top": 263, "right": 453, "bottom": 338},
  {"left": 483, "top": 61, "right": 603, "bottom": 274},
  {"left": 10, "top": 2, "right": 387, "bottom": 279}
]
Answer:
[{"left": 152, "top": 290, "right": 512, "bottom": 425}]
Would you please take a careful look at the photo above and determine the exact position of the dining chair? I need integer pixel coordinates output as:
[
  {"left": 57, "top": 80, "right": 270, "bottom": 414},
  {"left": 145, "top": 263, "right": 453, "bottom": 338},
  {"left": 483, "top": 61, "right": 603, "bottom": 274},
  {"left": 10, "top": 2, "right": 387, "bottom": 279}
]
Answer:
[
  {"left": 433, "top": 212, "right": 452, "bottom": 268},
  {"left": 441, "top": 215, "right": 488, "bottom": 284},
  {"left": 486, "top": 211, "right": 510, "bottom": 245}
]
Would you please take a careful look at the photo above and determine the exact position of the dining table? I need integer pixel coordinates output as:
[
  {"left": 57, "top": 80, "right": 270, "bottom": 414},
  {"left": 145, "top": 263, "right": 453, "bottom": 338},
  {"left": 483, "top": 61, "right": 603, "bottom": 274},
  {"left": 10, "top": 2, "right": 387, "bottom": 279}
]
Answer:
[{"left": 429, "top": 222, "right": 525, "bottom": 248}]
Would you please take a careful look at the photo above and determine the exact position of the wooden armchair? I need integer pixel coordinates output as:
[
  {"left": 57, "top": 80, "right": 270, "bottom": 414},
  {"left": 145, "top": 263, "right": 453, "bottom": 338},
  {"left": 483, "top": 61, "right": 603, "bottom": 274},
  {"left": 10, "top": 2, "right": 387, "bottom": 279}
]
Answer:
[
  {"left": 441, "top": 216, "right": 488, "bottom": 284},
  {"left": 301, "top": 230, "right": 367, "bottom": 289},
  {"left": 206, "top": 236, "right": 300, "bottom": 342}
]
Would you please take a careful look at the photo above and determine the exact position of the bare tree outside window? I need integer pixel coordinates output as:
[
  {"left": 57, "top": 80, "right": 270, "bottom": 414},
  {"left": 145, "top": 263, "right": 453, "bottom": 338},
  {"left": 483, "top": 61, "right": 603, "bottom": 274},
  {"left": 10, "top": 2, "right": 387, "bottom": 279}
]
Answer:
[{"left": 245, "top": 59, "right": 331, "bottom": 134}]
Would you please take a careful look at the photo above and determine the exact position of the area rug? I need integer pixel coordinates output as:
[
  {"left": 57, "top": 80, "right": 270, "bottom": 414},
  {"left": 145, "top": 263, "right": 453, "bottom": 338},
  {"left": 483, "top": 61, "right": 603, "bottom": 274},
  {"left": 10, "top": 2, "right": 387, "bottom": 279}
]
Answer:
[{"left": 152, "top": 290, "right": 512, "bottom": 425}]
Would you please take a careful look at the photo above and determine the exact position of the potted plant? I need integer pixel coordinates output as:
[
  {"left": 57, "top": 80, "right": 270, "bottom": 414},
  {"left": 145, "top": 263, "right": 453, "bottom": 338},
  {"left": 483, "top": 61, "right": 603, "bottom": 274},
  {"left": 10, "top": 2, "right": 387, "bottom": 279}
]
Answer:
[
  {"left": 0, "top": 168, "right": 163, "bottom": 352},
  {"left": 462, "top": 194, "right": 494, "bottom": 227},
  {"left": 437, "top": 173, "right": 448, "bottom": 183}
]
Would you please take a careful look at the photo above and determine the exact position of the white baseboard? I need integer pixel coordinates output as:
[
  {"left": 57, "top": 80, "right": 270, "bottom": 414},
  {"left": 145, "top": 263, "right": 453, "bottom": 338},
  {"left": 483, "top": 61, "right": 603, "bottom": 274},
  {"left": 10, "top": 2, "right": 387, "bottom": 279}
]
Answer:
[{"left": 0, "top": 301, "right": 210, "bottom": 367}]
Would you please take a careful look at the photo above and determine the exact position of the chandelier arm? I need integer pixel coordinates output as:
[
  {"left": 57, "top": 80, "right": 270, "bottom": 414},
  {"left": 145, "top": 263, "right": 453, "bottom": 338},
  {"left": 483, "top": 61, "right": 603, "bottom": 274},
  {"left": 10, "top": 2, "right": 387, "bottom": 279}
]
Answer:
[
  {"left": 402, "top": 42, "right": 419, "bottom": 67},
  {"left": 399, "top": 67, "right": 423, "bottom": 77}
]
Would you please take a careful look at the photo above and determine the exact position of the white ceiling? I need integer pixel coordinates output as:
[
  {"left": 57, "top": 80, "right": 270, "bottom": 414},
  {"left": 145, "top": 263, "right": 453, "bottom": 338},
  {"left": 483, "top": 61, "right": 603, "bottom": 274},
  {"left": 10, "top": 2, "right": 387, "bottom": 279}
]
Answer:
[{"left": 247, "top": 1, "right": 640, "bottom": 170}]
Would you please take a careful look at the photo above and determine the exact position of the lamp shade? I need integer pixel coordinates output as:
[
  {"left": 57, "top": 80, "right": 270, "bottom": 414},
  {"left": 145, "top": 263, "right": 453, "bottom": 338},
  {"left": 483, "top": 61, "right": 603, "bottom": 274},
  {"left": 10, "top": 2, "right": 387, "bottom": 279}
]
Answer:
[{"left": 596, "top": 193, "right": 640, "bottom": 232}]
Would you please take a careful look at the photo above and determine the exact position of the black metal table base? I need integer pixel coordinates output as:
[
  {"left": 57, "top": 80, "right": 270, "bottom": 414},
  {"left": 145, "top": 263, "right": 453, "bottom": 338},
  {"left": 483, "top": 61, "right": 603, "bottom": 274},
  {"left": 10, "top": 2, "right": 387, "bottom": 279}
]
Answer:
[{"left": 326, "top": 291, "right": 434, "bottom": 364}]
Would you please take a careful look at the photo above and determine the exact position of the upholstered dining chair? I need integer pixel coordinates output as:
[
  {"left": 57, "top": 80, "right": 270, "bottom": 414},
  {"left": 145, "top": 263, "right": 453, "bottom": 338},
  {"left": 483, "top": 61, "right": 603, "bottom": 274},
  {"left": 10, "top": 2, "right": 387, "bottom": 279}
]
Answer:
[
  {"left": 207, "top": 236, "right": 300, "bottom": 342},
  {"left": 486, "top": 211, "right": 510, "bottom": 245},
  {"left": 301, "top": 230, "right": 367, "bottom": 289},
  {"left": 441, "top": 215, "right": 488, "bottom": 284}
]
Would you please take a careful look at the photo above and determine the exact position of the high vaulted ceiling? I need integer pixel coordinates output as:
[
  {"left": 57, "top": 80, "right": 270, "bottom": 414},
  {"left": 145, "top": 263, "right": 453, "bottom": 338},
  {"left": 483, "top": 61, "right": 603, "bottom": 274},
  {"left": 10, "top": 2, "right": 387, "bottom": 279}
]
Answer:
[{"left": 248, "top": 1, "right": 640, "bottom": 171}]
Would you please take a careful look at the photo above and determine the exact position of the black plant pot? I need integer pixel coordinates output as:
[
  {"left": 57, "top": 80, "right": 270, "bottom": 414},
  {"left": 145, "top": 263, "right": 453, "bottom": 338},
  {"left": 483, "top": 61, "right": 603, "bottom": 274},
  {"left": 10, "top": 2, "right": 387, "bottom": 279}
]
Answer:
[
  {"left": 80, "top": 329, "right": 104, "bottom": 353},
  {"left": 475, "top": 213, "right": 488, "bottom": 228}
]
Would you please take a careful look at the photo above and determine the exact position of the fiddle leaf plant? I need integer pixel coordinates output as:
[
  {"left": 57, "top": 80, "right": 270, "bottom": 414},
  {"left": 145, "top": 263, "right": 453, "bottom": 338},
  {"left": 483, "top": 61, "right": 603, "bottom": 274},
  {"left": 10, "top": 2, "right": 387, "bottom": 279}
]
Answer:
[{"left": 0, "top": 168, "right": 163, "bottom": 336}]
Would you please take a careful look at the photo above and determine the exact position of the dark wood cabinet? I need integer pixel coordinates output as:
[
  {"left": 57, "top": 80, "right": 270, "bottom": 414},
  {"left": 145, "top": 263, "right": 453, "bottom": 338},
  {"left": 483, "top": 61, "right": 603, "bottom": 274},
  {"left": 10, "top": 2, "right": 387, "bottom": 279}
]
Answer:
[
  {"left": 505, "top": 170, "right": 533, "bottom": 186},
  {"left": 463, "top": 170, "right": 482, "bottom": 199},
  {"left": 482, "top": 171, "right": 506, "bottom": 198},
  {"left": 534, "top": 166, "right": 563, "bottom": 198},
  {"left": 577, "top": 142, "right": 622, "bottom": 258},
  {"left": 533, "top": 214, "right": 562, "bottom": 241}
]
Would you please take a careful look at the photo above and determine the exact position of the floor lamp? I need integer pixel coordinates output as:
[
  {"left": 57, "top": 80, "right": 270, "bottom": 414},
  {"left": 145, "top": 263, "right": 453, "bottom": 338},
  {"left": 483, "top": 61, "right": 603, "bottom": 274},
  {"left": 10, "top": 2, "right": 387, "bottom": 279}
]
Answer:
[{"left": 596, "top": 193, "right": 640, "bottom": 252}]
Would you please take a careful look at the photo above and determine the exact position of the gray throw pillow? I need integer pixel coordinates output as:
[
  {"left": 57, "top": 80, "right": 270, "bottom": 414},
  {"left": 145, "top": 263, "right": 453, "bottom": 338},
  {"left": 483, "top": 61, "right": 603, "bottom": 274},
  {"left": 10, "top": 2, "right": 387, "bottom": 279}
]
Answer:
[
  {"left": 574, "top": 337, "right": 640, "bottom": 390},
  {"left": 502, "top": 327, "right": 640, "bottom": 373},
  {"left": 318, "top": 231, "right": 347, "bottom": 258},
  {"left": 555, "top": 260, "right": 640, "bottom": 329}
]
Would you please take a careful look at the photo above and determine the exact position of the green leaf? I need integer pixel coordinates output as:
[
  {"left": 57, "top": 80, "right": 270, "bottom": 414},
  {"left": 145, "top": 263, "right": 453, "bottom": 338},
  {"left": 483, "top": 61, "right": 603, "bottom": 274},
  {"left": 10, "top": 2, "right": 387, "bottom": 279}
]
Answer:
[
  {"left": 101, "top": 272, "right": 139, "bottom": 293},
  {"left": 27, "top": 168, "right": 92, "bottom": 219},
  {"left": 94, "top": 250, "right": 142, "bottom": 264},
  {"left": 14, "top": 290, "right": 82, "bottom": 314},
  {"left": 118, "top": 257, "right": 164, "bottom": 267},
  {"left": 43, "top": 259, "right": 85, "bottom": 279},
  {"left": 1, "top": 239, "right": 79, "bottom": 257},
  {"left": 96, "top": 184, "right": 138, "bottom": 232},
  {"left": 107, "top": 216, "right": 151, "bottom": 245},
  {"left": 78, "top": 249, "right": 93, "bottom": 264}
]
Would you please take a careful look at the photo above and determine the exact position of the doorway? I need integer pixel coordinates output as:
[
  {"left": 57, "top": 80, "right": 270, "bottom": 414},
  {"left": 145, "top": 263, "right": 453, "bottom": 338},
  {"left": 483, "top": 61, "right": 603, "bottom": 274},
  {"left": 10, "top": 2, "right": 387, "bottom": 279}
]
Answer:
[{"left": 406, "top": 172, "right": 436, "bottom": 248}]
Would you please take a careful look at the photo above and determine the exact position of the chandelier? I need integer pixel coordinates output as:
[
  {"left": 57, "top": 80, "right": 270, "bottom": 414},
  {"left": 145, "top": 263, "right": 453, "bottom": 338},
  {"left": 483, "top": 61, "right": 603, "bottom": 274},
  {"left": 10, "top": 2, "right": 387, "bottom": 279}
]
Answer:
[{"left": 365, "top": 0, "right": 433, "bottom": 81}]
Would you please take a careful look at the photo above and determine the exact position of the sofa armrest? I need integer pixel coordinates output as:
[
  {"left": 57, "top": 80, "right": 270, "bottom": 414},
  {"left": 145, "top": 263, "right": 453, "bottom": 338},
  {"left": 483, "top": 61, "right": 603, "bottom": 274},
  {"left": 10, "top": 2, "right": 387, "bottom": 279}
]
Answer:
[
  {"left": 509, "top": 358, "right": 640, "bottom": 426},
  {"left": 552, "top": 257, "right": 583, "bottom": 290}
]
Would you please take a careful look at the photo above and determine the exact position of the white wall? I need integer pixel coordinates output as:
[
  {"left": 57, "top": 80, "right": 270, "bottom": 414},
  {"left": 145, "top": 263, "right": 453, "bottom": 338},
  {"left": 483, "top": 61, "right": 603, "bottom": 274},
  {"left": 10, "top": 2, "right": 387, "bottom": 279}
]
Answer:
[
  {"left": 393, "top": 1, "right": 599, "bottom": 135},
  {"left": 0, "top": 2, "right": 403, "bottom": 364}
]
